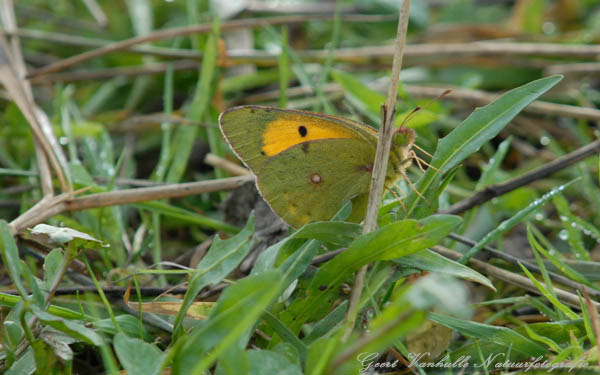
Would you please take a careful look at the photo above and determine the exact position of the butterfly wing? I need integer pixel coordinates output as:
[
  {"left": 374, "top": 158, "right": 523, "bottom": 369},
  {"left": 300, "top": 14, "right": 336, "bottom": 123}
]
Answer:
[
  {"left": 256, "top": 138, "right": 375, "bottom": 228},
  {"left": 219, "top": 106, "right": 377, "bottom": 172}
]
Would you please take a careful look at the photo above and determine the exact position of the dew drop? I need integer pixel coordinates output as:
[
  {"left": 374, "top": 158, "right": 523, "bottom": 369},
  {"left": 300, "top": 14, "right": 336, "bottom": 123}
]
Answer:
[
  {"left": 559, "top": 230, "right": 569, "bottom": 241},
  {"left": 540, "top": 136, "right": 550, "bottom": 146},
  {"left": 535, "top": 213, "right": 544, "bottom": 221},
  {"left": 542, "top": 21, "right": 556, "bottom": 35}
]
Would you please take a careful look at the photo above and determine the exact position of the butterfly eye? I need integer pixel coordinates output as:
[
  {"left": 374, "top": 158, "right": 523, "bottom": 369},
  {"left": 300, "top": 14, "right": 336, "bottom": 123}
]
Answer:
[{"left": 298, "top": 125, "right": 308, "bottom": 137}]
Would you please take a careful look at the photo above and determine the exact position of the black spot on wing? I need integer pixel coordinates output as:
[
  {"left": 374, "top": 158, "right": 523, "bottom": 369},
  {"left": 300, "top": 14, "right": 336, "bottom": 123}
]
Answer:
[{"left": 298, "top": 125, "right": 307, "bottom": 137}]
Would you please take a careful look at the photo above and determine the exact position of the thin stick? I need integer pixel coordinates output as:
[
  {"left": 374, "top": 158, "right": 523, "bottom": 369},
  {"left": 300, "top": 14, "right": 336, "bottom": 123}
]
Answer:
[
  {"left": 448, "top": 233, "right": 600, "bottom": 298},
  {"left": 204, "top": 153, "right": 251, "bottom": 176},
  {"left": 81, "top": 0, "right": 107, "bottom": 28},
  {"left": 343, "top": 0, "right": 411, "bottom": 340},
  {"left": 0, "top": 36, "right": 69, "bottom": 192},
  {"left": 432, "top": 246, "right": 600, "bottom": 312},
  {"left": 439, "top": 139, "right": 600, "bottom": 215},
  {"left": 9, "top": 175, "right": 254, "bottom": 234},
  {"left": 401, "top": 84, "right": 600, "bottom": 122},
  {"left": 25, "top": 14, "right": 396, "bottom": 78}
]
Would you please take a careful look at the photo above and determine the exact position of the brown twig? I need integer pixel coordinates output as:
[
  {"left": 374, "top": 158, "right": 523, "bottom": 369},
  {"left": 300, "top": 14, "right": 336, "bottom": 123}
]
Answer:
[
  {"left": 2, "top": 283, "right": 228, "bottom": 299},
  {"left": 25, "top": 14, "right": 397, "bottom": 78},
  {"left": 0, "top": 35, "right": 70, "bottom": 193},
  {"left": 204, "top": 153, "right": 251, "bottom": 176},
  {"left": 400, "top": 84, "right": 600, "bottom": 122},
  {"left": 546, "top": 62, "right": 600, "bottom": 76},
  {"left": 81, "top": 0, "right": 107, "bottom": 28},
  {"left": 344, "top": 0, "right": 411, "bottom": 340},
  {"left": 439, "top": 139, "right": 600, "bottom": 215},
  {"left": 9, "top": 175, "right": 254, "bottom": 234},
  {"left": 448, "top": 233, "right": 600, "bottom": 298}
]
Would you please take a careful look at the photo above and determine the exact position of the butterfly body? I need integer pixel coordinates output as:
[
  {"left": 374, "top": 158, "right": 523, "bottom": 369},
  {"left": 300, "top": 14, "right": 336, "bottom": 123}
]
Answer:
[{"left": 219, "top": 105, "right": 413, "bottom": 228}]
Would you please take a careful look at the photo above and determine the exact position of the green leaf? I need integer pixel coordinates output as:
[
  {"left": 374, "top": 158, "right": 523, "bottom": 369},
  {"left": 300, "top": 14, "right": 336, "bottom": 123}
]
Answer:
[
  {"left": 173, "top": 215, "right": 256, "bottom": 339},
  {"left": 29, "top": 224, "right": 106, "bottom": 249},
  {"left": 0, "top": 221, "right": 29, "bottom": 299},
  {"left": 430, "top": 313, "right": 548, "bottom": 362},
  {"left": 246, "top": 349, "right": 303, "bottom": 375},
  {"left": 42, "top": 249, "right": 64, "bottom": 292},
  {"left": 476, "top": 136, "right": 512, "bottom": 189},
  {"left": 31, "top": 306, "right": 103, "bottom": 346},
  {"left": 404, "top": 75, "right": 563, "bottom": 218},
  {"left": 294, "top": 221, "right": 361, "bottom": 247},
  {"left": 5, "top": 348, "right": 35, "bottom": 375},
  {"left": 92, "top": 315, "right": 153, "bottom": 342},
  {"left": 173, "top": 270, "right": 283, "bottom": 375},
  {"left": 303, "top": 301, "right": 347, "bottom": 345},
  {"left": 396, "top": 249, "right": 495, "bottom": 290},
  {"left": 32, "top": 339, "right": 58, "bottom": 375},
  {"left": 114, "top": 332, "right": 166, "bottom": 375},
  {"left": 282, "top": 215, "right": 461, "bottom": 333},
  {"left": 263, "top": 311, "right": 308, "bottom": 363}
]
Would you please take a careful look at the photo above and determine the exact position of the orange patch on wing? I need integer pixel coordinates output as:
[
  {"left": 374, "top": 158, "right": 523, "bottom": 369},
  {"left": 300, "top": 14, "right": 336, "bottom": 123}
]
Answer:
[{"left": 262, "top": 117, "right": 357, "bottom": 156}]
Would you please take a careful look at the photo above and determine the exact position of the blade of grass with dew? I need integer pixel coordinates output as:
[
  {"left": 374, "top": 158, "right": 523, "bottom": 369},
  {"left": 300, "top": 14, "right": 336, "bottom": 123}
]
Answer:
[
  {"left": 459, "top": 179, "right": 577, "bottom": 263},
  {"left": 518, "top": 262, "right": 579, "bottom": 319},
  {"left": 476, "top": 136, "right": 513, "bottom": 189},
  {"left": 553, "top": 193, "right": 591, "bottom": 261},
  {"left": 527, "top": 225, "right": 566, "bottom": 320},
  {"left": 404, "top": 75, "right": 563, "bottom": 218},
  {"left": 528, "top": 223, "right": 591, "bottom": 285}
]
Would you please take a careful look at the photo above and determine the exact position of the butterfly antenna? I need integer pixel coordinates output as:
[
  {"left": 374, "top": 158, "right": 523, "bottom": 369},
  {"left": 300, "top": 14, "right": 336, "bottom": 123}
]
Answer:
[{"left": 398, "top": 89, "right": 452, "bottom": 128}]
